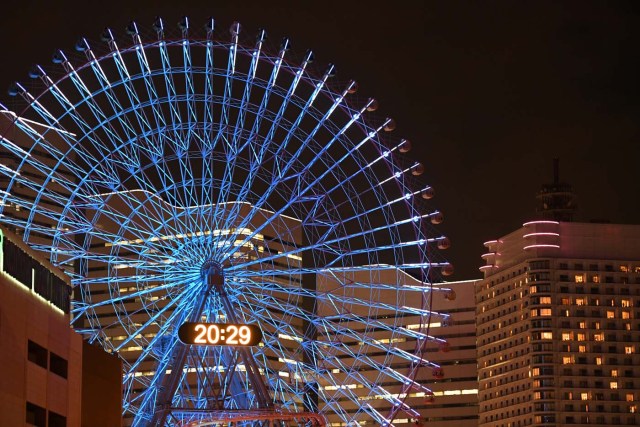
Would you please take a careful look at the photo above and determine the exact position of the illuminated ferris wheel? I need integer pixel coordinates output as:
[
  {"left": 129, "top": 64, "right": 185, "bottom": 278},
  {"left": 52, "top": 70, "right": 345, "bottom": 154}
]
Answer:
[{"left": 0, "top": 17, "right": 452, "bottom": 426}]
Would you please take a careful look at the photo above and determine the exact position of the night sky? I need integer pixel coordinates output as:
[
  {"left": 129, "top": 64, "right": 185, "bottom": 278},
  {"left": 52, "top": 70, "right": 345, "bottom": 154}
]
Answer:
[{"left": 0, "top": 1, "right": 638, "bottom": 279}]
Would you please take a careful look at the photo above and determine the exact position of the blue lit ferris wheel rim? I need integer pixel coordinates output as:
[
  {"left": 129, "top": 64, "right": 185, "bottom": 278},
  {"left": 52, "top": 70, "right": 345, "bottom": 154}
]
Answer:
[{"left": 0, "top": 19, "right": 450, "bottom": 426}]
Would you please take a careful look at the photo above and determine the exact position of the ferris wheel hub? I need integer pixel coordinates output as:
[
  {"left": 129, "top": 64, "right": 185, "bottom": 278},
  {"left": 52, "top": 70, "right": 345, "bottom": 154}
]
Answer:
[{"left": 200, "top": 260, "right": 224, "bottom": 285}]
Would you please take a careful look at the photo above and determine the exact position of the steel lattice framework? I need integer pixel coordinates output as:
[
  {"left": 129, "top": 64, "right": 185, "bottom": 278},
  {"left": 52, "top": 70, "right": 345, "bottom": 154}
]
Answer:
[{"left": 0, "top": 17, "right": 452, "bottom": 427}]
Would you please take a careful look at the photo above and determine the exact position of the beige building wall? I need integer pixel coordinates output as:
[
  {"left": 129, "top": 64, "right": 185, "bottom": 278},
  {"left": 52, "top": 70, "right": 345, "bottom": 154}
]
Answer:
[{"left": 417, "top": 279, "right": 479, "bottom": 426}]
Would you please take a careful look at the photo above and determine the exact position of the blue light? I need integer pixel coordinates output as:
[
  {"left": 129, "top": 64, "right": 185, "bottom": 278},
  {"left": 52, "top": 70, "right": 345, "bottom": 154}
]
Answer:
[{"left": 0, "top": 17, "right": 448, "bottom": 427}]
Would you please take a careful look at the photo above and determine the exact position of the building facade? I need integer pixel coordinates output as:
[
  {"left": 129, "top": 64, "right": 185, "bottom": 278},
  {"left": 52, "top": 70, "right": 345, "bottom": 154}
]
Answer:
[
  {"left": 418, "top": 279, "right": 479, "bottom": 426},
  {"left": 477, "top": 220, "right": 640, "bottom": 426},
  {"left": 0, "top": 226, "right": 83, "bottom": 427}
]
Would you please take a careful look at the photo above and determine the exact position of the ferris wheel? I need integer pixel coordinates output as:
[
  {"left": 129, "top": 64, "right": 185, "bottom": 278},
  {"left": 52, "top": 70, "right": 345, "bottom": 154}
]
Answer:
[{"left": 0, "top": 17, "right": 452, "bottom": 426}]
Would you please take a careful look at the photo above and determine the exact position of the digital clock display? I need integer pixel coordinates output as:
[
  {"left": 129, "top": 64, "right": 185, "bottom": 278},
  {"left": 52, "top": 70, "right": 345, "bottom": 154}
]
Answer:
[{"left": 178, "top": 322, "right": 262, "bottom": 346}]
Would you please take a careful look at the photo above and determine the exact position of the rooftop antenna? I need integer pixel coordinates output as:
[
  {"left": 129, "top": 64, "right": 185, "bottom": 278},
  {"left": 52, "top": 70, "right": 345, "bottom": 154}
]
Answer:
[{"left": 535, "top": 158, "right": 577, "bottom": 221}]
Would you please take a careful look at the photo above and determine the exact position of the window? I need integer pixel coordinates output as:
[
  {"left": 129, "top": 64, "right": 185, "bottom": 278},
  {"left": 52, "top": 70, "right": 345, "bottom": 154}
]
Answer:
[
  {"left": 627, "top": 393, "right": 635, "bottom": 402},
  {"left": 26, "top": 402, "right": 46, "bottom": 427},
  {"left": 48, "top": 411, "right": 66, "bottom": 427},
  {"left": 562, "top": 332, "right": 572, "bottom": 341},
  {"left": 581, "top": 392, "right": 589, "bottom": 401},
  {"left": 540, "top": 308, "right": 552, "bottom": 316},
  {"left": 596, "top": 357, "right": 603, "bottom": 365},
  {"left": 562, "top": 356, "right": 574, "bottom": 365},
  {"left": 592, "top": 275, "right": 600, "bottom": 283},
  {"left": 607, "top": 311, "right": 615, "bottom": 319},
  {"left": 611, "top": 381, "right": 619, "bottom": 389},
  {"left": 625, "top": 346, "right": 635, "bottom": 354},
  {"left": 577, "top": 333, "right": 586, "bottom": 341},
  {"left": 49, "top": 352, "right": 68, "bottom": 379},
  {"left": 611, "top": 369, "right": 619, "bottom": 377},
  {"left": 27, "top": 340, "right": 48, "bottom": 369},
  {"left": 575, "top": 274, "right": 585, "bottom": 283},
  {"left": 541, "top": 332, "right": 553, "bottom": 339},
  {"left": 539, "top": 296, "right": 552, "bottom": 304}
]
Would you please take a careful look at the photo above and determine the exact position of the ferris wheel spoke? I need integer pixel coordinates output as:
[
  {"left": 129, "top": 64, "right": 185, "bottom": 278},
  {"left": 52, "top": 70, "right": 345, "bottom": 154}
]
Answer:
[
  {"left": 223, "top": 78, "right": 359, "bottom": 260},
  {"left": 316, "top": 316, "right": 441, "bottom": 369}
]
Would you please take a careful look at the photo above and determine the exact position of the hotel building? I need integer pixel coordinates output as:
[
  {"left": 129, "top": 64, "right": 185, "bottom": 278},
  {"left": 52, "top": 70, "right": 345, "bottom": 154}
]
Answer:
[{"left": 477, "top": 220, "right": 640, "bottom": 426}]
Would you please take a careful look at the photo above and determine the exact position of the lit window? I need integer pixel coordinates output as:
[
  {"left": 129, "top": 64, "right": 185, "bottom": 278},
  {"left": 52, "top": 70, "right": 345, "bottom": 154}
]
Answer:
[
  {"left": 607, "top": 311, "right": 615, "bottom": 319},
  {"left": 593, "top": 333, "right": 604, "bottom": 341},
  {"left": 562, "top": 332, "right": 572, "bottom": 341},
  {"left": 631, "top": 405, "right": 637, "bottom": 414},
  {"left": 530, "top": 286, "right": 537, "bottom": 294},
  {"left": 611, "top": 369, "right": 618, "bottom": 377},
  {"left": 581, "top": 392, "right": 589, "bottom": 401},
  {"left": 540, "top": 296, "right": 552, "bottom": 304},
  {"left": 540, "top": 308, "right": 552, "bottom": 316},
  {"left": 577, "top": 333, "right": 586, "bottom": 341},
  {"left": 593, "top": 321, "right": 600, "bottom": 329},
  {"left": 620, "top": 265, "right": 629, "bottom": 273},
  {"left": 627, "top": 393, "right": 635, "bottom": 402},
  {"left": 562, "top": 356, "right": 574, "bottom": 365},
  {"left": 575, "top": 297, "right": 587, "bottom": 306},
  {"left": 611, "top": 381, "right": 619, "bottom": 389},
  {"left": 575, "top": 274, "right": 585, "bottom": 283},
  {"left": 579, "top": 345, "right": 587, "bottom": 353},
  {"left": 541, "top": 332, "right": 553, "bottom": 339},
  {"left": 592, "top": 275, "right": 600, "bottom": 283},
  {"left": 596, "top": 357, "right": 603, "bottom": 365},
  {"left": 625, "top": 346, "right": 635, "bottom": 354},
  {"left": 532, "top": 368, "right": 540, "bottom": 376},
  {"left": 561, "top": 297, "right": 571, "bottom": 305},
  {"left": 534, "top": 391, "right": 541, "bottom": 400},
  {"left": 622, "top": 311, "right": 631, "bottom": 319},
  {"left": 530, "top": 309, "right": 538, "bottom": 317},
  {"left": 622, "top": 299, "right": 631, "bottom": 308}
]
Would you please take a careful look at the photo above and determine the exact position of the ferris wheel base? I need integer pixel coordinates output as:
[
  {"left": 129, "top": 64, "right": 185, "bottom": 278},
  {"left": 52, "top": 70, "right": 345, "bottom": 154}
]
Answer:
[{"left": 173, "top": 409, "right": 326, "bottom": 426}]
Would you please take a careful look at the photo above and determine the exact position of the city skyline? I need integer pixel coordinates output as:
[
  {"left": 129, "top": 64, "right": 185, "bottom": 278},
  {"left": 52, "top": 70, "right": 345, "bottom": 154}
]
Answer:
[{"left": 0, "top": 1, "right": 638, "bottom": 278}]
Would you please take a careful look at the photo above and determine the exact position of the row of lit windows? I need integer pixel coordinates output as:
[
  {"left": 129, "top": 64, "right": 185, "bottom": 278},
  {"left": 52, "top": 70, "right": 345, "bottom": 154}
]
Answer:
[
  {"left": 531, "top": 307, "right": 637, "bottom": 318},
  {"left": 561, "top": 331, "right": 637, "bottom": 342},
  {"left": 567, "top": 391, "right": 636, "bottom": 401},
  {"left": 558, "top": 296, "right": 636, "bottom": 307},
  {"left": 558, "top": 262, "right": 640, "bottom": 273}
]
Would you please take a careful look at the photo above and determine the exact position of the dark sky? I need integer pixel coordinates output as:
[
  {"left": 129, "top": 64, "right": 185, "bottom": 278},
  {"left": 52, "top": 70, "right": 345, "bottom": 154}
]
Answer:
[{"left": 0, "top": 1, "right": 639, "bottom": 279}]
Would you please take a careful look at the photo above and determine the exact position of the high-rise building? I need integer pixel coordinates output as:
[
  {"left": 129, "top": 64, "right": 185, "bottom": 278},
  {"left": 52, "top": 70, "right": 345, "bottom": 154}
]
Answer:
[{"left": 477, "top": 220, "right": 640, "bottom": 426}]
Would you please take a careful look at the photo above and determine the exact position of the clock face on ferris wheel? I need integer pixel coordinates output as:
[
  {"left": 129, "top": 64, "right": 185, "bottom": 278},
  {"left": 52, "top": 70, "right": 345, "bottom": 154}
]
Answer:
[{"left": 178, "top": 322, "right": 263, "bottom": 346}]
